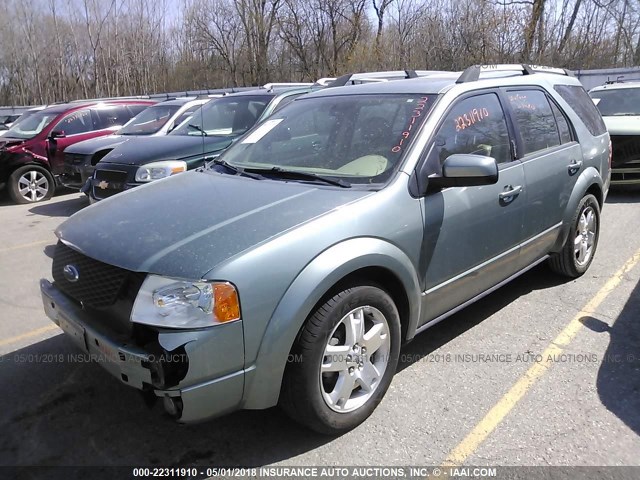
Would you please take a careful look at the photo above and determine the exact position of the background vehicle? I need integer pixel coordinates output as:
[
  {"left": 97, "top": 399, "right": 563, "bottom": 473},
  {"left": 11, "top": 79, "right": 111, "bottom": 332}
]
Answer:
[
  {"left": 0, "top": 100, "right": 154, "bottom": 203},
  {"left": 87, "top": 84, "right": 314, "bottom": 201},
  {"left": 0, "top": 106, "right": 39, "bottom": 137},
  {"left": 41, "top": 65, "right": 610, "bottom": 434},
  {"left": 590, "top": 81, "right": 640, "bottom": 185},
  {"left": 61, "top": 97, "right": 210, "bottom": 190}
]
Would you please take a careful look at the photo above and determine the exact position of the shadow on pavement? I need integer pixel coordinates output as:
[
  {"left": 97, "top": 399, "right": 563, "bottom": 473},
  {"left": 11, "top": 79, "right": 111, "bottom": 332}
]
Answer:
[
  {"left": 0, "top": 264, "right": 571, "bottom": 467},
  {"left": 581, "top": 276, "right": 640, "bottom": 436},
  {"left": 27, "top": 194, "right": 87, "bottom": 218},
  {"left": 0, "top": 334, "right": 330, "bottom": 467},
  {"left": 605, "top": 188, "right": 640, "bottom": 204},
  {"left": 398, "top": 263, "right": 571, "bottom": 371},
  {"left": 0, "top": 187, "right": 80, "bottom": 208}
]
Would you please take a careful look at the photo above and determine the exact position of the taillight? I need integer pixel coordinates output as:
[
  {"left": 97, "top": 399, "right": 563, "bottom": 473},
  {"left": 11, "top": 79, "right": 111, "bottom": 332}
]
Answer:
[{"left": 608, "top": 139, "right": 612, "bottom": 168}]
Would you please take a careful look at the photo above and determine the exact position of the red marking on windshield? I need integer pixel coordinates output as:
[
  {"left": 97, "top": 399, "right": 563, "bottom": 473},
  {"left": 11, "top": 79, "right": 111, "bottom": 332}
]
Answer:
[{"left": 391, "top": 96, "right": 429, "bottom": 154}]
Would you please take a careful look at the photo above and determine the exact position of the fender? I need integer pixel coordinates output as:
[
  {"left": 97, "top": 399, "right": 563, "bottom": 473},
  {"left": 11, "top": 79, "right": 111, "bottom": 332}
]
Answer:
[
  {"left": 241, "top": 237, "right": 421, "bottom": 410},
  {"left": 0, "top": 150, "right": 51, "bottom": 185},
  {"left": 551, "top": 166, "right": 603, "bottom": 253}
]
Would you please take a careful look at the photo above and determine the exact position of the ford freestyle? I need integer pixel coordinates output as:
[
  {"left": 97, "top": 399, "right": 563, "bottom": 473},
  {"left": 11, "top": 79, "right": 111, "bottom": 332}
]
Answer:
[
  {"left": 41, "top": 65, "right": 610, "bottom": 434},
  {"left": 0, "top": 100, "right": 154, "bottom": 203}
]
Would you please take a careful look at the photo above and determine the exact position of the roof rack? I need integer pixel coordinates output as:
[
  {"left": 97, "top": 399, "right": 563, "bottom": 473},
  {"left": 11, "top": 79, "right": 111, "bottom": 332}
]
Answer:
[
  {"left": 324, "top": 69, "right": 458, "bottom": 88},
  {"left": 327, "top": 70, "right": 422, "bottom": 88},
  {"left": 262, "top": 82, "right": 313, "bottom": 91},
  {"left": 456, "top": 64, "right": 574, "bottom": 84}
]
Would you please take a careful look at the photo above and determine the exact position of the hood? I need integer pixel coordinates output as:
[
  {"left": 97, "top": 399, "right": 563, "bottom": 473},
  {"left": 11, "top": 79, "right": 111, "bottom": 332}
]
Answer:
[
  {"left": 100, "top": 135, "right": 234, "bottom": 166},
  {"left": 64, "top": 135, "right": 128, "bottom": 155},
  {"left": 56, "top": 170, "right": 370, "bottom": 278},
  {"left": 602, "top": 115, "right": 640, "bottom": 136},
  {"left": 0, "top": 137, "right": 27, "bottom": 150}
]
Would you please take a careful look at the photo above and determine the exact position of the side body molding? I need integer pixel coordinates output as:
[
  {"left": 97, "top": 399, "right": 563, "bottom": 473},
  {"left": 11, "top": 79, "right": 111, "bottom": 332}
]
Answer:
[{"left": 241, "top": 237, "right": 422, "bottom": 409}]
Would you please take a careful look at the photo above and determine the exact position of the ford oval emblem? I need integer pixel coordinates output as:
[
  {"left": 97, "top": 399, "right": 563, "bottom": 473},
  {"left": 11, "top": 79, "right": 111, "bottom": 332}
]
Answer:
[{"left": 63, "top": 264, "right": 80, "bottom": 283}]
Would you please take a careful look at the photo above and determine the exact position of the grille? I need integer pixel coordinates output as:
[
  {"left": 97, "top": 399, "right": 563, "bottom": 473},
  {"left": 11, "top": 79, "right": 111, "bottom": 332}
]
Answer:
[
  {"left": 94, "top": 169, "right": 128, "bottom": 182},
  {"left": 52, "top": 241, "right": 145, "bottom": 309},
  {"left": 93, "top": 168, "right": 129, "bottom": 199},
  {"left": 611, "top": 136, "right": 640, "bottom": 166}
]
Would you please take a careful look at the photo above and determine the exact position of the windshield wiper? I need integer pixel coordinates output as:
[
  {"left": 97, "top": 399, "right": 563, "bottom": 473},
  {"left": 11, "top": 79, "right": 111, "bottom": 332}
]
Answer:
[
  {"left": 209, "top": 159, "right": 264, "bottom": 180},
  {"left": 245, "top": 166, "right": 351, "bottom": 188},
  {"left": 188, "top": 123, "right": 208, "bottom": 136}
]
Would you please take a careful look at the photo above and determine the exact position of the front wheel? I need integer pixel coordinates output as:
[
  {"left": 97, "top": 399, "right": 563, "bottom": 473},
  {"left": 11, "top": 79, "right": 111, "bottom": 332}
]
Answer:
[
  {"left": 8, "top": 165, "right": 55, "bottom": 204},
  {"left": 280, "top": 285, "right": 401, "bottom": 435},
  {"left": 548, "top": 194, "right": 600, "bottom": 277}
]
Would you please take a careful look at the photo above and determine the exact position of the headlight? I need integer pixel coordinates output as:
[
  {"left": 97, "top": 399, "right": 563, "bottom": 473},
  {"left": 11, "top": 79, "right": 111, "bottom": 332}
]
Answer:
[
  {"left": 135, "top": 160, "right": 187, "bottom": 182},
  {"left": 131, "top": 275, "right": 241, "bottom": 328}
]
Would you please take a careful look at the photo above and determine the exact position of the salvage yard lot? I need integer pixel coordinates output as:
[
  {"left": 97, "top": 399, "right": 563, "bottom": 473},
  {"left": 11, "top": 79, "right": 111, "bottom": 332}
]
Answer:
[{"left": 0, "top": 190, "right": 639, "bottom": 467}]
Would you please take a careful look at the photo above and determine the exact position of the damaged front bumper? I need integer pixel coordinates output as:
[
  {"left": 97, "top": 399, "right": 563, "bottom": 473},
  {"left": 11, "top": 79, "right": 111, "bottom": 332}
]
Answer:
[{"left": 40, "top": 278, "right": 246, "bottom": 423}]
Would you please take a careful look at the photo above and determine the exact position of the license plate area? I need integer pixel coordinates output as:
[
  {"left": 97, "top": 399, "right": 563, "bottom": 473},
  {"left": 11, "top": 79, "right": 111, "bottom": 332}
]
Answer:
[{"left": 58, "top": 313, "right": 87, "bottom": 351}]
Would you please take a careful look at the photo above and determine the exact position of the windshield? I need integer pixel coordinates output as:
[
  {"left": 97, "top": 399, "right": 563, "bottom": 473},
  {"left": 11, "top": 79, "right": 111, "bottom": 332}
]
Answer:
[
  {"left": 3, "top": 112, "right": 57, "bottom": 139},
  {"left": 216, "top": 94, "right": 436, "bottom": 185},
  {"left": 118, "top": 104, "right": 181, "bottom": 135},
  {"left": 590, "top": 87, "right": 640, "bottom": 116},
  {"left": 171, "top": 95, "right": 271, "bottom": 137}
]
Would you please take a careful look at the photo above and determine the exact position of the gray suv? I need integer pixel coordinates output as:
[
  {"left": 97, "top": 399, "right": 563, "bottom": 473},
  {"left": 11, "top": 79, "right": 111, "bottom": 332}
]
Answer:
[{"left": 40, "top": 64, "right": 610, "bottom": 434}]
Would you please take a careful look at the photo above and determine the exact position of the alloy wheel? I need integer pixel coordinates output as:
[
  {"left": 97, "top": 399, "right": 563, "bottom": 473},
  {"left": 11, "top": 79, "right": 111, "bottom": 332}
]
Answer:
[
  {"left": 17, "top": 170, "right": 49, "bottom": 202},
  {"left": 574, "top": 205, "right": 597, "bottom": 266},
  {"left": 320, "top": 305, "right": 391, "bottom": 413}
]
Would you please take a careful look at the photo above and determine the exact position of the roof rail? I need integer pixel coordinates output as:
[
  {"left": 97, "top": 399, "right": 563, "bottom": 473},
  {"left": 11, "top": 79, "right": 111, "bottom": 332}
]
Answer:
[
  {"left": 315, "top": 77, "right": 337, "bottom": 86},
  {"left": 456, "top": 64, "right": 574, "bottom": 84},
  {"left": 324, "top": 69, "right": 455, "bottom": 88},
  {"left": 262, "top": 82, "right": 313, "bottom": 90}
]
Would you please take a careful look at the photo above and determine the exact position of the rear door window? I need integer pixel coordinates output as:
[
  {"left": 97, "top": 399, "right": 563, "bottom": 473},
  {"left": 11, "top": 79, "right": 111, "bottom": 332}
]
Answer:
[
  {"left": 507, "top": 90, "right": 560, "bottom": 155},
  {"left": 92, "top": 106, "right": 135, "bottom": 129}
]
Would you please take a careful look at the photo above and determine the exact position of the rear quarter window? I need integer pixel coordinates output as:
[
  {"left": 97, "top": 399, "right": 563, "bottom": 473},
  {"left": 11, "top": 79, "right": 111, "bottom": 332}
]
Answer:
[{"left": 554, "top": 84, "right": 606, "bottom": 136}]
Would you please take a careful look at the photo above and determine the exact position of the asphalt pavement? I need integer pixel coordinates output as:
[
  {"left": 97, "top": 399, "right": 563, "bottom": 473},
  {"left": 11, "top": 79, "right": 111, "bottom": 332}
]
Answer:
[{"left": 0, "top": 189, "right": 638, "bottom": 470}]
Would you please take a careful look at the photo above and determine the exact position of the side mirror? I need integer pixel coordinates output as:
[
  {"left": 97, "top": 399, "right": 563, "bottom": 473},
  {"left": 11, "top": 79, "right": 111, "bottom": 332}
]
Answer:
[
  {"left": 429, "top": 154, "right": 498, "bottom": 189},
  {"left": 49, "top": 130, "right": 65, "bottom": 140}
]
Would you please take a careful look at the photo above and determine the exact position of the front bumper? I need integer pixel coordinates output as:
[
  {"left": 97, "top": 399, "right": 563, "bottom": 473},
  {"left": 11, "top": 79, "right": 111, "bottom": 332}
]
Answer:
[
  {"left": 610, "top": 135, "right": 640, "bottom": 185},
  {"left": 60, "top": 164, "right": 95, "bottom": 190},
  {"left": 611, "top": 160, "right": 640, "bottom": 185},
  {"left": 40, "top": 278, "right": 246, "bottom": 423}
]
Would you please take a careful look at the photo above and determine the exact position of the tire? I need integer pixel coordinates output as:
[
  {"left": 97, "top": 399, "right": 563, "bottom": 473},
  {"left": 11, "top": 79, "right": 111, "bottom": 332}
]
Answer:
[
  {"left": 280, "top": 284, "right": 401, "bottom": 435},
  {"left": 548, "top": 194, "right": 600, "bottom": 277},
  {"left": 8, "top": 165, "right": 55, "bottom": 204}
]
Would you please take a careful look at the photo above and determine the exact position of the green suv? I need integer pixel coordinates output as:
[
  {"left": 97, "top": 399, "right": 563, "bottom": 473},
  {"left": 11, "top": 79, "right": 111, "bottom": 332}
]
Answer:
[{"left": 41, "top": 65, "right": 610, "bottom": 434}]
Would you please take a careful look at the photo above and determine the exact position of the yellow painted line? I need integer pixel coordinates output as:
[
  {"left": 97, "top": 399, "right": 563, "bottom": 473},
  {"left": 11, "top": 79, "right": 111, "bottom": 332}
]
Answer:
[
  {"left": 442, "top": 247, "right": 640, "bottom": 467},
  {"left": 0, "top": 324, "right": 59, "bottom": 348},
  {"left": 0, "top": 239, "right": 51, "bottom": 254}
]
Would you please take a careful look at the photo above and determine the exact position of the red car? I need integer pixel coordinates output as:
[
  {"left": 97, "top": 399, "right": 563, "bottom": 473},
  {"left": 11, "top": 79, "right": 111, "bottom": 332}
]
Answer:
[{"left": 0, "top": 100, "right": 155, "bottom": 203}]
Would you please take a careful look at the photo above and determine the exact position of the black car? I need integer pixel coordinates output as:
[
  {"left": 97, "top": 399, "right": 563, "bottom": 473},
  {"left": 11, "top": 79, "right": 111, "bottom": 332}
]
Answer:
[
  {"left": 88, "top": 85, "right": 314, "bottom": 201},
  {"left": 61, "top": 97, "right": 209, "bottom": 190}
]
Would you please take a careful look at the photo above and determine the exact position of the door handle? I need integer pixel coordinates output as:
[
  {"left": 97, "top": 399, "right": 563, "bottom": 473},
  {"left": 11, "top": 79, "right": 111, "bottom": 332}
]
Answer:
[
  {"left": 499, "top": 185, "right": 522, "bottom": 203},
  {"left": 567, "top": 160, "right": 583, "bottom": 173}
]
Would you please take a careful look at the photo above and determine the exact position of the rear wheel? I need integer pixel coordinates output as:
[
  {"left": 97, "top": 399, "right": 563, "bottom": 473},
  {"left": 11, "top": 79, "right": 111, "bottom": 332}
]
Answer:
[
  {"left": 549, "top": 194, "right": 600, "bottom": 277},
  {"left": 8, "top": 165, "right": 55, "bottom": 204},
  {"left": 280, "top": 284, "right": 401, "bottom": 435}
]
